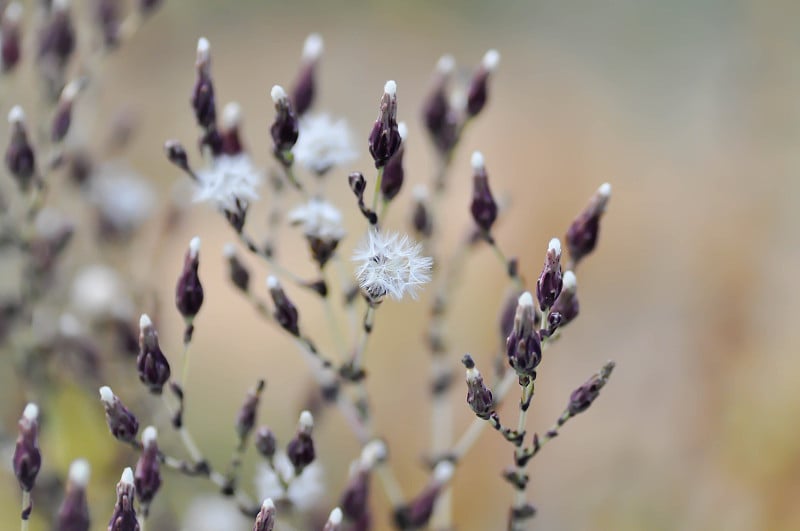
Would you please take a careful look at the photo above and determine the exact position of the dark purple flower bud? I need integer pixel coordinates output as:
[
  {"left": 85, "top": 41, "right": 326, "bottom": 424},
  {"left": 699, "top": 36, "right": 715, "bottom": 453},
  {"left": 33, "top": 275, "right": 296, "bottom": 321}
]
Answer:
[
  {"left": 393, "top": 462, "right": 453, "bottom": 530},
  {"left": 138, "top": 0, "right": 162, "bottom": 16},
  {"left": 462, "top": 355, "right": 494, "bottom": 419},
  {"left": 56, "top": 459, "right": 91, "bottom": 531},
  {"left": 536, "top": 238, "right": 563, "bottom": 312},
  {"left": 422, "top": 55, "right": 454, "bottom": 146},
  {"left": 506, "top": 292, "right": 541, "bottom": 378},
  {"left": 255, "top": 426, "right": 276, "bottom": 459},
  {"left": 568, "top": 361, "right": 615, "bottom": 416},
  {"left": 137, "top": 314, "right": 171, "bottom": 394},
  {"left": 323, "top": 508, "right": 343, "bottom": 531},
  {"left": 340, "top": 469, "right": 369, "bottom": 521},
  {"left": 13, "top": 403, "right": 41, "bottom": 492},
  {"left": 267, "top": 276, "right": 300, "bottom": 336},
  {"left": 380, "top": 122, "right": 407, "bottom": 202},
  {"left": 253, "top": 498, "right": 276, "bottom": 531},
  {"left": 220, "top": 102, "right": 244, "bottom": 156},
  {"left": 466, "top": 50, "right": 499, "bottom": 117},
  {"left": 499, "top": 289, "right": 528, "bottom": 340},
  {"left": 52, "top": 81, "right": 80, "bottom": 142},
  {"left": 225, "top": 200, "right": 248, "bottom": 234},
  {"left": 291, "top": 34, "right": 323, "bottom": 116},
  {"left": 565, "top": 183, "right": 611, "bottom": 266},
  {"left": 469, "top": 151, "right": 498, "bottom": 232},
  {"left": 237, "top": 380, "right": 265, "bottom": 441},
  {"left": 223, "top": 243, "right": 250, "bottom": 292},
  {"left": 107, "top": 468, "right": 139, "bottom": 531},
  {"left": 411, "top": 185, "right": 433, "bottom": 238},
  {"left": 38, "top": 0, "right": 76, "bottom": 68},
  {"left": 175, "top": 236, "right": 204, "bottom": 320},
  {"left": 368, "top": 80, "right": 402, "bottom": 168},
  {"left": 1, "top": 3, "right": 23, "bottom": 72},
  {"left": 5, "top": 106, "right": 37, "bottom": 190},
  {"left": 270, "top": 85, "right": 299, "bottom": 158},
  {"left": 134, "top": 427, "right": 161, "bottom": 506},
  {"left": 164, "top": 140, "right": 190, "bottom": 172},
  {"left": 99, "top": 386, "right": 139, "bottom": 443},
  {"left": 191, "top": 38, "right": 216, "bottom": 130},
  {"left": 286, "top": 410, "right": 315, "bottom": 475},
  {"left": 551, "top": 271, "right": 579, "bottom": 327},
  {"left": 95, "top": 0, "right": 121, "bottom": 48}
]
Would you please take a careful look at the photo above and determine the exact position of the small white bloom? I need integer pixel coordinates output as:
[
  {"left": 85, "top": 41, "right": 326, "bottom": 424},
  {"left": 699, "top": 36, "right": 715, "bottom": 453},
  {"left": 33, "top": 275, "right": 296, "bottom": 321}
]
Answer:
[
  {"left": 193, "top": 154, "right": 262, "bottom": 211},
  {"left": 254, "top": 451, "right": 324, "bottom": 511},
  {"left": 293, "top": 114, "right": 358, "bottom": 175},
  {"left": 288, "top": 197, "right": 346, "bottom": 241},
  {"left": 352, "top": 229, "right": 433, "bottom": 301},
  {"left": 70, "top": 264, "right": 132, "bottom": 319},
  {"left": 89, "top": 164, "right": 156, "bottom": 233}
]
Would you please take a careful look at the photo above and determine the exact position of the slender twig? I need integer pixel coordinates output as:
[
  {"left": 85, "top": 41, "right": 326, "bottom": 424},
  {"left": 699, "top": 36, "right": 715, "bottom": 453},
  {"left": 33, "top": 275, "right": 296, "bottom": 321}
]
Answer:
[{"left": 20, "top": 491, "right": 30, "bottom": 531}]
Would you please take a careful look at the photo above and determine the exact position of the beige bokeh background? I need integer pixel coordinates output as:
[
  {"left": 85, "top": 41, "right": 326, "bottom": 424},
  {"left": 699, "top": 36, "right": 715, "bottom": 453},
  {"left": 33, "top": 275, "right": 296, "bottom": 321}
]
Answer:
[{"left": 2, "top": 0, "right": 800, "bottom": 529}]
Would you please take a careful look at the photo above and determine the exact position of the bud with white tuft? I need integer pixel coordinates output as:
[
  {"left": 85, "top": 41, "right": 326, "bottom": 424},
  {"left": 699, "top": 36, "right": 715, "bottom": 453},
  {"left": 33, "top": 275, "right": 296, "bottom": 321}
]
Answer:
[
  {"left": 99, "top": 386, "right": 140, "bottom": 443},
  {"left": 380, "top": 120, "right": 407, "bottom": 201},
  {"left": 565, "top": 183, "right": 612, "bottom": 266},
  {"left": 108, "top": 468, "right": 138, "bottom": 531},
  {"left": 253, "top": 498, "right": 276, "bottom": 531},
  {"left": 270, "top": 85, "right": 299, "bottom": 163},
  {"left": 462, "top": 354, "right": 494, "bottom": 419},
  {"left": 469, "top": 150, "right": 498, "bottom": 233},
  {"left": 466, "top": 49, "right": 500, "bottom": 117},
  {"left": 292, "top": 33, "right": 324, "bottom": 115},
  {"left": 191, "top": 37, "right": 217, "bottom": 130},
  {"left": 1, "top": 3, "right": 24, "bottom": 72},
  {"left": 551, "top": 270, "right": 580, "bottom": 327},
  {"left": 506, "top": 292, "right": 542, "bottom": 378},
  {"left": 56, "top": 459, "right": 91, "bottom": 531},
  {"left": 286, "top": 410, "right": 315, "bottom": 475},
  {"left": 176, "top": 236, "right": 204, "bottom": 322},
  {"left": 5, "top": 105, "right": 36, "bottom": 190},
  {"left": 323, "top": 507, "right": 343, "bottom": 531},
  {"left": 393, "top": 460, "right": 455, "bottom": 530},
  {"left": 13, "top": 403, "right": 41, "bottom": 492},
  {"left": 536, "top": 238, "right": 563, "bottom": 312},
  {"left": 137, "top": 314, "right": 171, "bottom": 393},
  {"left": 368, "top": 80, "right": 402, "bottom": 168},
  {"left": 220, "top": 102, "right": 245, "bottom": 156},
  {"left": 134, "top": 427, "right": 161, "bottom": 508}
]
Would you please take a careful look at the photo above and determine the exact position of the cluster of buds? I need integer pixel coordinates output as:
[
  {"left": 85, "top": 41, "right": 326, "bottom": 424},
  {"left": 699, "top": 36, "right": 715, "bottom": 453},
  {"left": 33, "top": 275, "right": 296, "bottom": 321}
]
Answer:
[
  {"left": 134, "top": 426, "right": 162, "bottom": 511},
  {"left": 286, "top": 410, "right": 316, "bottom": 476},
  {"left": 107, "top": 468, "right": 138, "bottom": 530},
  {"left": 13, "top": 403, "right": 41, "bottom": 494},
  {"left": 393, "top": 461, "right": 454, "bottom": 530},
  {"left": 99, "top": 386, "right": 139, "bottom": 443},
  {"left": 137, "top": 314, "right": 171, "bottom": 394},
  {"left": 339, "top": 440, "right": 387, "bottom": 525},
  {"left": 368, "top": 80, "right": 402, "bottom": 168},
  {"left": 55, "top": 459, "right": 91, "bottom": 531}
]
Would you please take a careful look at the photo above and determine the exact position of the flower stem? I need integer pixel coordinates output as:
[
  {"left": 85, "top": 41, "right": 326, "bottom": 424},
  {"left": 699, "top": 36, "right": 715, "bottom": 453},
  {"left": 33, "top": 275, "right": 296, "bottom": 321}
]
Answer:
[
  {"left": 371, "top": 166, "right": 384, "bottom": 217},
  {"left": 20, "top": 491, "right": 30, "bottom": 531}
]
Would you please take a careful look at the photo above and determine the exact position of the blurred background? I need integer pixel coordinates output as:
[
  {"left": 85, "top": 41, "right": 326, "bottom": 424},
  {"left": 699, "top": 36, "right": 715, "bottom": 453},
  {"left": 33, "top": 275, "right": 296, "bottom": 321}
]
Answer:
[{"left": 1, "top": 0, "right": 800, "bottom": 529}]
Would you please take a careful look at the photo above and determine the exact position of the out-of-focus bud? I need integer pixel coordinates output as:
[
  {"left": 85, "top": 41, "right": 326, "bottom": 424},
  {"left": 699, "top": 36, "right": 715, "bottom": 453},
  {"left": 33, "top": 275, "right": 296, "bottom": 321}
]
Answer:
[
  {"left": 138, "top": 0, "right": 162, "bottom": 16},
  {"left": 340, "top": 440, "right": 386, "bottom": 522},
  {"left": 551, "top": 270, "right": 579, "bottom": 327},
  {"left": 565, "top": 183, "right": 611, "bottom": 266},
  {"left": 323, "top": 507, "right": 343, "bottom": 531},
  {"left": 368, "top": 80, "right": 402, "bottom": 168},
  {"left": 236, "top": 380, "right": 265, "bottom": 442},
  {"left": 422, "top": 55, "right": 454, "bottom": 147},
  {"left": 137, "top": 314, "right": 171, "bottom": 394},
  {"left": 506, "top": 292, "right": 541, "bottom": 378},
  {"left": 220, "top": 102, "right": 244, "bottom": 156},
  {"left": 270, "top": 85, "right": 299, "bottom": 161},
  {"left": 267, "top": 276, "right": 300, "bottom": 336},
  {"left": 176, "top": 237, "right": 204, "bottom": 320},
  {"left": 5, "top": 106, "right": 37, "bottom": 191},
  {"left": 107, "top": 468, "right": 139, "bottom": 531},
  {"left": 99, "top": 386, "right": 139, "bottom": 443},
  {"left": 286, "top": 410, "right": 315, "bottom": 475},
  {"left": 291, "top": 33, "right": 323, "bottom": 116},
  {"left": 38, "top": 0, "right": 76, "bottom": 68},
  {"left": 52, "top": 80, "right": 80, "bottom": 142},
  {"left": 469, "top": 151, "right": 498, "bottom": 233},
  {"left": 56, "top": 459, "right": 91, "bottom": 531},
  {"left": 253, "top": 498, "right": 276, "bottom": 531},
  {"left": 1, "top": 3, "right": 23, "bottom": 72},
  {"left": 466, "top": 49, "right": 500, "bottom": 117},
  {"left": 411, "top": 185, "right": 433, "bottom": 238},
  {"left": 191, "top": 37, "right": 216, "bottom": 130},
  {"left": 567, "top": 361, "right": 614, "bottom": 416},
  {"left": 95, "top": 0, "right": 121, "bottom": 48},
  {"left": 164, "top": 140, "right": 190, "bottom": 173},
  {"left": 224, "top": 243, "right": 250, "bottom": 292},
  {"left": 393, "top": 461, "right": 454, "bottom": 530},
  {"left": 380, "top": 122, "right": 407, "bottom": 202},
  {"left": 462, "top": 354, "right": 494, "bottom": 419},
  {"left": 536, "top": 238, "right": 563, "bottom": 312},
  {"left": 255, "top": 426, "right": 277, "bottom": 459},
  {"left": 13, "top": 403, "right": 41, "bottom": 492},
  {"left": 134, "top": 427, "right": 161, "bottom": 507}
]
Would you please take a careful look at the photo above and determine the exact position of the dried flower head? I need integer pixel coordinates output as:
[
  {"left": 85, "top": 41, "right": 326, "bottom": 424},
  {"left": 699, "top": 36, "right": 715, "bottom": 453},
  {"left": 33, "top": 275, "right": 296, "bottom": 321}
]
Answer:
[
  {"left": 288, "top": 198, "right": 346, "bottom": 242},
  {"left": 254, "top": 451, "right": 324, "bottom": 511},
  {"left": 193, "top": 154, "right": 262, "bottom": 212},
  {"left": 293, "top": 114, "right": 358, "bottom": 175}
]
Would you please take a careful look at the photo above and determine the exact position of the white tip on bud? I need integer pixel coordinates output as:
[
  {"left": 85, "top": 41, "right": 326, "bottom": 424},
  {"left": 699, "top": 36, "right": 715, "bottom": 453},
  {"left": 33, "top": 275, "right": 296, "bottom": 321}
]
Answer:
[
  {"left": 482, "top": 49, "right": 500, "bottom": 71},
  {"left": 223, "top": 242, "right": 237, "bottom": 258},
  {"left": 598, "top": 182, "right": 611, "bottom": 197},
  {"left": 465, "top": 366, "right": 481, "bottom": 383},
  {"left": 518, "top": 292, "right": 534, "bottom": 308},
  {"left": 222, "top": 102, "right": 242, "bottom": 130},
  {"left": 61, "top": 80, "right": 80, "bottom": 102},
  {"left": 53, "top": 0, "right": 70, "bottom": 12},
  {"left": 69, "top": 459, "right": 91, "bottom": 487},
  {"left": 4, "top": 3, "right": 23, "bottom": 23},
  {"left": 142, "top": 426, "right": 158, "bottom": 446},
  {"left": 471, "top": 151, "right": 485, "bottom": 171},
  {"left": 266, "top": 275, "right": 280, "bottom": 290},
  {"left": 262, "top": 497, "right": 275, "bottom": 510},
  {"left": 562, "top": 270, "right": 577, "bottom": 292},
  {"left": 413, "top": 184, "right": 429, "bottom": 201},
  {"left": 436, "top": 54, "right": 455, "bottom": 75},
  {"left": 360, "top": 439, "right": 387, "bottom": 468},
  {"left": 299, "top": 410, "right": 313, "bottom": 430},
  {"left": 197, "top": 37, "right": 210, "bottom": 60},
  {"left": 99, "top": 386, "right": 115, "bottom": 404},
  {"left": 139, "top": 313, "right": 152, "bottom": 329},
  {"left": 548, "top": 238, "right": 562, "bottom": 257},
  {"left": 302, "top": 33, "right": 324, "bottom": 60},
  {"left": 23, "top": 403, "right": 39, "bottom": 421},
  {"left": 8, "top": 105, "right": 25, "bottom": 124},
  {"left": 327, "top": 507, "right": 343, "bottom": 525},
  {"left": 398, "top": 122, "right": 408, "bottom": 142},
  {"left": 384, "top": 80, "right": 397, "bottom": 97},
  {"left": 121, "top": 467, "right": 134, "bottom": 485},
  {"left": 271, "top": 85, "right": 287, "bottom": 103},
  {"left": 59, "top": 313, "right": 82, "bottom": 337},
  {"left": 189, "top": 236, "right": 201, "bottom": 259},
  {"left": 433, "top": 460, "right": 454, "bottom": 484}
]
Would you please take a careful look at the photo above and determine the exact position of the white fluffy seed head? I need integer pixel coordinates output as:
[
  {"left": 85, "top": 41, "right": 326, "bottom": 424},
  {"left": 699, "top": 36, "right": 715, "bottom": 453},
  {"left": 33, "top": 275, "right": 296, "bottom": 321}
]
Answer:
[
  {"left": 398, "top": 122, "right": 408, "bottom": 142},
  {"left": 327, "top": 507, "right": 343, "bottom": 525},
  {"left": 223, "top": 242, "right": 237, "bottom": 258},
  {"left": 8, "top": 105, "right": 25, "bottom": 124},
  {"left": 518, "top": 292, "right": 534, "bottom": 308},
  {"left": 23, "top": 403, "right": 38, "bottom": 421},
  {"left": 436, "top": 54, "right": 455, "bottom": 74},
  {"left": 299, "top": 410, "right": 313, "bottom": 430},
  {"left": 384, "top": 80, "right": 397, "bottom": 97},
  {"left": 303, "top": 33, "right": 324, "bottom": 60},
  {"left": 548, "top": 238, "right": 562, "bottom": 257},
  {"left": 266, "top": 275, "right": 280, "bottom": 290},
  {"left": 121, "top": 467, "right": 134, "bottom": 485},
  {"left": 471, "top": 151, "right": 485, "bottom": 171},
  {"left": 482, "top": 49, "right": 500, "bottom": 71},
  {"left": 142, "top": 426, "right": 158, "bottom": 446},
  {"left": 139, "top": 313, "right": 152, "bottom": 330},
  {"left": 69, "top": 459, "right": 91, "bottom": 487},
  {"left": 189, "top": 236, "right": 201, "bottom": 259},
  {"left": 360, "top": 440, "right": 387, "bottom": 468},
  {"left": 99, "top": 386, "right": 115, "bottom": 404},
  {"left": 222, "top": 102, "right": 242, "bottom": 130},
  {"left": 197, "top": 37, "right": 210, "bottom": 61},
  {"left": 4, "top": 2, "right": 23, "bottom": 23},
  {"left": 563, "top": 271, "right": 577, "bottom": 292},
  {"left": 271, "top": 85, "right": 287, "bottom": 103},
  {"left": 598, "top": 182, "right": 611, "bottom": 198},
  {"left": 433, "top": 460, "right": 454, "bottom": 484}
]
